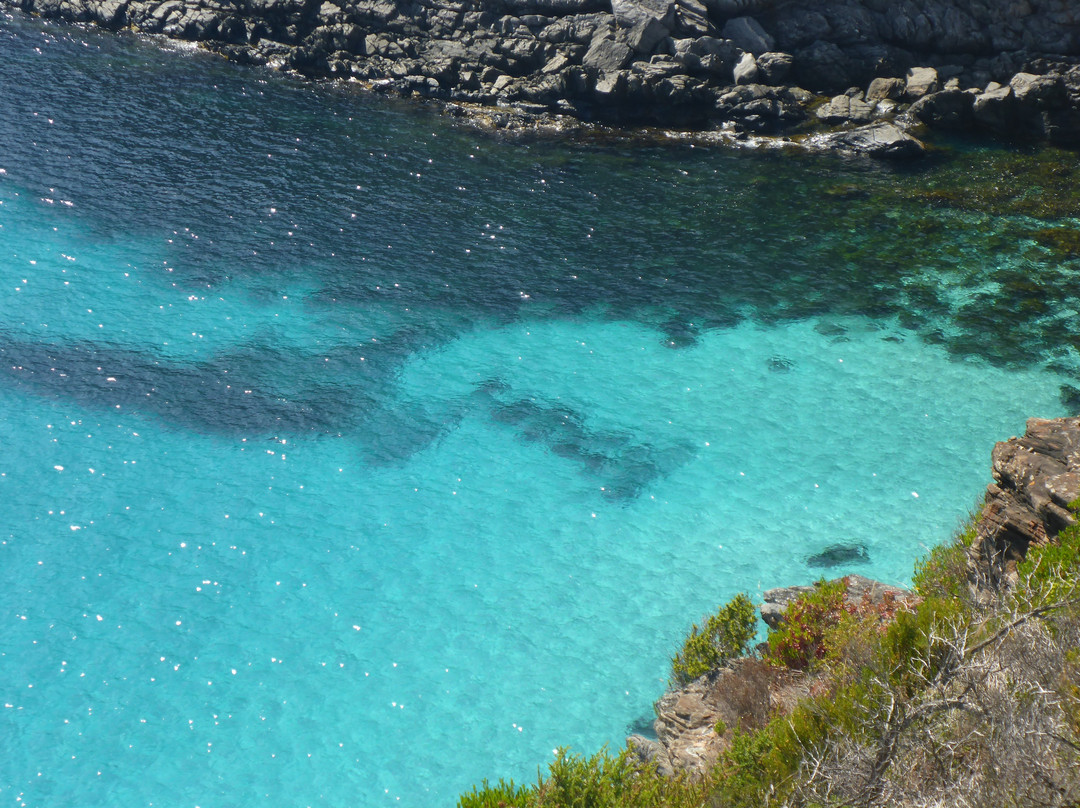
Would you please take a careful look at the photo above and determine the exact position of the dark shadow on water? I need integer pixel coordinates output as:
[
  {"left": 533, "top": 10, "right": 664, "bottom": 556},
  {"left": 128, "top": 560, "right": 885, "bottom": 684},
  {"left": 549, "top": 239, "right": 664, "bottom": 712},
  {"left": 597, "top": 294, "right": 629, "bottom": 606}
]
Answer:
[{"left": 474, "top": 379, "right": 696, "bottom": 501}]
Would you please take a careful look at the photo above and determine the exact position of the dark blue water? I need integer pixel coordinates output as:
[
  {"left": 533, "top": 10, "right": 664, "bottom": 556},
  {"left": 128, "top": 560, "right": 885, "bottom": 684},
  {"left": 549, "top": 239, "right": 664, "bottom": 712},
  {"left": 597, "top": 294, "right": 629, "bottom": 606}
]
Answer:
[{"left": 2, "top": 12, "right": 1078, "bottom": 807}]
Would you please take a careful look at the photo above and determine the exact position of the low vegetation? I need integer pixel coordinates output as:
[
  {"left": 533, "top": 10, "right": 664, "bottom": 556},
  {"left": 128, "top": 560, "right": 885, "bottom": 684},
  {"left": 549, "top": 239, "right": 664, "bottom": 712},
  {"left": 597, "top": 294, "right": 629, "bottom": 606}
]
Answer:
[{"left": 459, "top": 509, "right": 1080, "bottom": 807}]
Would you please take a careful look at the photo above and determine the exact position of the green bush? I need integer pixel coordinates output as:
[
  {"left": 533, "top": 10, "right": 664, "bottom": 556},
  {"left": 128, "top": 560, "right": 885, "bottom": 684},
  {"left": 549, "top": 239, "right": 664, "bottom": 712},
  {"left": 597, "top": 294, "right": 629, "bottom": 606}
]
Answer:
[
  {"left": 912, "top": 510, "right": 979, "bottom": 601},
  {"left": 459, "top": 778, "right": 533, "bottom": 808},
  {"left": 766, "top": 579, "right": 850, "bottom": 671},
  {"left": 669, "top": 593, "right": 757, "bottom": 686}
]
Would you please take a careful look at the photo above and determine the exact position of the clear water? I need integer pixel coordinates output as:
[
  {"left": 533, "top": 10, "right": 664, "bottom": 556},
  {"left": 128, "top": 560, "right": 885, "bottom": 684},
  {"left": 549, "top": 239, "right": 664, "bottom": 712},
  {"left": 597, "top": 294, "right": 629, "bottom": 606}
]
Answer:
[{"left": 2, "top": 13, "right": 1080, "bottom": 808}]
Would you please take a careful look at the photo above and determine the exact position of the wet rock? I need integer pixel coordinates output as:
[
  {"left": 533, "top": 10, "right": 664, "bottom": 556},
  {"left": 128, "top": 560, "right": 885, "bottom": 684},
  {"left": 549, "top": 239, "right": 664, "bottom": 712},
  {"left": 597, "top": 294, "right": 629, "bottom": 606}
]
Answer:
[{"left": 808, "top": 121, "right": 925, "bottom": 159}]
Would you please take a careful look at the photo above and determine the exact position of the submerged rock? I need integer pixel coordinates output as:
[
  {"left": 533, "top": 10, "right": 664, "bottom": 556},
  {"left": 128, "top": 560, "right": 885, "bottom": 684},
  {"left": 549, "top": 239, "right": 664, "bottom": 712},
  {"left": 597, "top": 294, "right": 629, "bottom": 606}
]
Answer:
[{"left": 806, "top": 542, "right": 869, "bottom": 568}]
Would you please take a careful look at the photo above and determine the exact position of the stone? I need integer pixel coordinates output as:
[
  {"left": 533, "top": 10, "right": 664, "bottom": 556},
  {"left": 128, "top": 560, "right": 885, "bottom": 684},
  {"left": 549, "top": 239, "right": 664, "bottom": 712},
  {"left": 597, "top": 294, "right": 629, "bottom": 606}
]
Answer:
[
  {"left": 816, "top": 93, "right": 874, "bottom": 124},
  {"left": 673, "top": 0, "right": 713, "bottom": 37},
  {"left": 540, "top": 53, "right": 569, "bottom": 74},
  {"left": 904, "top": 66, "right": 939, "bottom": 100},
  {"left": 972, "top": 84, "right": 1016, "bottom": 130},
  {"left": 908, "top": 89, "right": 974, "bottom": 130},
  {"left": 732, "top": 51, "right": 758, "bottom": 84},
  {"left": 970, "top": 416, "right": 1080, "bottom": 594},
  {"left": 866, "top": 76, "right": 904, "bottom": 102},
  {"left": 1009, "top": 71, "right": 1067, "bottom": 108},
  {"left": 626, "top": 16, "right": 670, "bottom": 54},
  {"left": 755, "top": 51, "right": 792, "bottom": 85},
  {"left": 810, "top": 121, "right": 926, "bottom": 159},
  {"left": 594, "top": 68, "right": 627, "bottom": 98},
  {"left": 721, "top": 15, "right": 774, "bottom": 55},
  {"left": 582, "top": 36, "right": 633, "bottom": 71},
  {"left": 611, "top": 0, "right": 675, "bottom": 31}
]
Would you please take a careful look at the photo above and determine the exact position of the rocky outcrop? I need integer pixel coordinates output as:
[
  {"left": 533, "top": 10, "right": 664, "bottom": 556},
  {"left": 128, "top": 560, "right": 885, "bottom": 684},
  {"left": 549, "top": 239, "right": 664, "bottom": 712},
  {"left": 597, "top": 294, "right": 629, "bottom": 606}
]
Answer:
[
  {"left": 632, "top": 574, "right": 918, "bottom": 777},
  {"left": 970, "top": 416, "right": 1080, "bottom": 594},
  {"left": 628, "top": 657, "right": 807, "bottom": 776},
  {"left": 6, "top": 0, "right": 1080, "bottom": 148}
]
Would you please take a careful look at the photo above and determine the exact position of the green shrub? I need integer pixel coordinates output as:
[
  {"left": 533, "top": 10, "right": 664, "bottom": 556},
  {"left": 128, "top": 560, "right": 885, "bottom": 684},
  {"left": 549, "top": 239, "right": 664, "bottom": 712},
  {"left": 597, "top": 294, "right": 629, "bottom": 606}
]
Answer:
[
  {"left": 534, "top": 747, "right": 708, "bottom": 808},
  {"left": 913, "top": 509, "right": 980, "bottom": 601},
  {"left": 766, "top": 579, "right": 850, "bottom": 670},
  {"left": 669, "top": 593, "right": 757, "bottom": 686},
  {"left": 459, "top": 778, "right": 533, "bottom": 808},
  {"left": 1014, "top": 522, "right": 1080, "bottom": 608}
]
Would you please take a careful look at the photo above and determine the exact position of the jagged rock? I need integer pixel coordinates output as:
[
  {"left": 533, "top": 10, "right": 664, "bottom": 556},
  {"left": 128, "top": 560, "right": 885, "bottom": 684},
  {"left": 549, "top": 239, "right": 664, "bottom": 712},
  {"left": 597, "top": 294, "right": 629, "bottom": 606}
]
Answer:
[
  {"left": 755, "top": 50, "right": 791, "bottom": 84},
  {"left": 866, "top": 76, "right": 904, "bottom": 101},
  {"left": 904, "top": 66, "right": 939, "bottom": 100},
  {"left": 626, "top": 16, "right": 669, "bottom": 53},
  {"left": 732, "top": 51, "right": 758, "bottom": 84},
  {"left": 673, "top": 0, "right": 713, "bottom": 37},
  {"left": 808, "top": 121, "right": 925, "bottom": 158},
  {"left": 1010, "top": 71, "right": 1067, "bottom": 108},
  {"left": 972, "top": 83, "right": 1016, "bottom": 130},
  {"left": 582, "top": 35, "right": 632, "bottom": 70},
  {"left": 816, "top": 92, "right": 874, "bottom": 123},
  {"left": 721, "top": 15, "right": 774, "bottom": 55},
  {"left": 648, "top": 658, "right": 806, "bottom": 775},
  {"left": 908, "top": 88, "right": 974, "bottom": 130},
  {"left": 970, "top": 416, "right": 1080, "bottom": 594},
  {"left": 10, "top": 0, "right": 1080, "bottom": 145},
  {"left": 611, "top": 0, "right": 675, "bottom": 31}
]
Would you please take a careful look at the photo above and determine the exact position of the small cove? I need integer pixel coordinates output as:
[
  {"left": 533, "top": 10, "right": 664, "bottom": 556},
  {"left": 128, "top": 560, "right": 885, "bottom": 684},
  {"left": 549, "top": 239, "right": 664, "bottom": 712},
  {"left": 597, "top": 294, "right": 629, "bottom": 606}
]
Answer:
[{"left": 1, "top": 14, "right": 1080, "bottom": 807}]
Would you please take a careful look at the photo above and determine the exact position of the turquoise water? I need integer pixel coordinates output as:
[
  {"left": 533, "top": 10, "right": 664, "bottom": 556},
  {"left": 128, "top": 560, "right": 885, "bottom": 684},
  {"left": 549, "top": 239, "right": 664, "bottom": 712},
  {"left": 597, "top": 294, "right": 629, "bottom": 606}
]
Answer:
[{"left": 2, "top": 13, "right": 1079, "bottom": 807}]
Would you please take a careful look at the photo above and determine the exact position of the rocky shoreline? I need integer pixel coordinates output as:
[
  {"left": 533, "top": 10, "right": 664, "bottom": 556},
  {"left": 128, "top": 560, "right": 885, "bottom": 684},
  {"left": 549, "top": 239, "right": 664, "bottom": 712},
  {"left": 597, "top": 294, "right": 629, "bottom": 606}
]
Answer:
[
  {"left": 6, "top": 0, "right": 1080, "bottom": 156},
  {"left": 634, "top": 414, "right": 1080, "bottom": 779}
]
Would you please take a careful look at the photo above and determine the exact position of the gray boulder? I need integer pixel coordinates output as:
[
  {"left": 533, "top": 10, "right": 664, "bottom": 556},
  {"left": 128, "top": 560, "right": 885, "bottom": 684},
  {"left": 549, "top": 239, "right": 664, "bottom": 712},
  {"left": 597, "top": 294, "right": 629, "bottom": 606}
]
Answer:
[
  {"left": 626, "top": 16, "right": 670, "bottom": 53},
  {"left": 611, "top": 0, "right": 675, "bottom": 31},
  {"left": 583, "top": 36, "right": 633, "bottom": 70},
  {"left": 908, "top": 88, "right": 974, "bottom": 130},
  {"left": 816, "top": 93, "right": 874, "bottom": 124},
  {"left": 866, "top": 76, "right": 904, "bottom": 101},
  {"left": 755, "top": 51, "right": 792, "bottom": 84},
  {"left": 972, "top": 84, "right": 1015, "bottom": 130},
  {"left": 904, "top": 66, "right": 939, "bottom": 101},
  {"left": 810, "top": 121, "right": 925, "bottom": 159},
  {"left": 733, "top": 51, "right": 759, "bottom": 84},
  {"left": 1009, "top": 71, "right": 1067, "bottom": 108},
  {"left": 673, "top": 0, "right": 714, "bottom": 37},
  {"left": 721, "top": 15, "right": 774, "bottom": 55}
]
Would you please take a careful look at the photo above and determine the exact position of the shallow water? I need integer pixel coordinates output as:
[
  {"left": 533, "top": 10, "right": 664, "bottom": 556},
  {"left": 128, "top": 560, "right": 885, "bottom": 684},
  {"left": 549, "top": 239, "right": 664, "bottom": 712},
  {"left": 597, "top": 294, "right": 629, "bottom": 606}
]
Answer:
[{"left": 1, "top": 13, "right": 1079, "bottom": 807}]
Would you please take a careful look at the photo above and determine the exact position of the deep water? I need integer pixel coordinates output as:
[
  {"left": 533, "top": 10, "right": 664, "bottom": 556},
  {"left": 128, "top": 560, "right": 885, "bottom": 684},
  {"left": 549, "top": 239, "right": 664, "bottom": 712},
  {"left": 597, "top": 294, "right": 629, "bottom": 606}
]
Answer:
[{"left": 2, "top": 12, "right": 1080, "bottom": 807}]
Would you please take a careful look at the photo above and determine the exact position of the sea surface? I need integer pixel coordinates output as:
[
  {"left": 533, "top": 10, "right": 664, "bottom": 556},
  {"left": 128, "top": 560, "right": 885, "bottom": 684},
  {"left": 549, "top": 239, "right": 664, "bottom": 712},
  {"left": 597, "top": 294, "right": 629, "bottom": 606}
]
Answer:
[{"left": 2, "top": 12, "right": 1080, "bottom": 807}]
